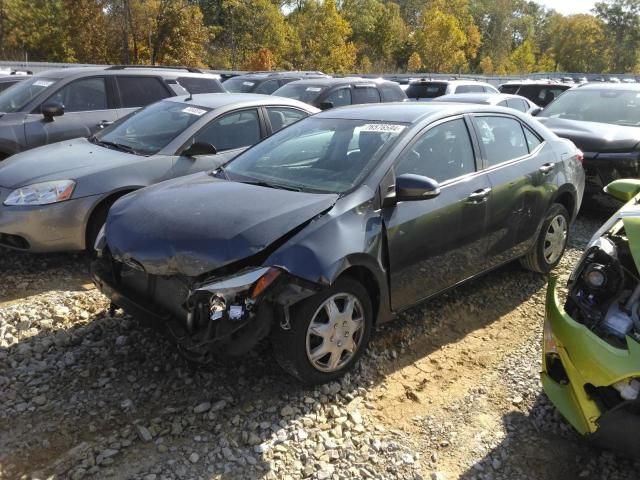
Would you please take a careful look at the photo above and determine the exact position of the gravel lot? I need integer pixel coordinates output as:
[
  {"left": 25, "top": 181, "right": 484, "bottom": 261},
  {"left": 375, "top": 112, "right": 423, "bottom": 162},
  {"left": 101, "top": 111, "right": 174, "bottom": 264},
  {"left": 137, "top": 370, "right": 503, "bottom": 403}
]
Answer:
[{"left": 2, "top": 197, "right": 640, "bottom": 480}]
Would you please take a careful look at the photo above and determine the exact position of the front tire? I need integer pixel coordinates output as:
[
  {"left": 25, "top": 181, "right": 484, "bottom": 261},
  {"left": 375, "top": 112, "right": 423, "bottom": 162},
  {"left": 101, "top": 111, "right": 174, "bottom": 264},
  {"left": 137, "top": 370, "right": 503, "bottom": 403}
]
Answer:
[
  {"left": 271, "top": 277, "right": 373, "bottom": 384},
  {"left": 520, "top": 203, "right": 570, "bottom": 273}
]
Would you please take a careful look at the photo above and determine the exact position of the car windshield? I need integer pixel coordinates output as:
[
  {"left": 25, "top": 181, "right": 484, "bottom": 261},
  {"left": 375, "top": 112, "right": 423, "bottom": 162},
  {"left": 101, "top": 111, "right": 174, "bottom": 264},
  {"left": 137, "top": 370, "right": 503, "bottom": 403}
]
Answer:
[
  {"left": 224, "top": 117, "right": 407, "bottom": 193},
  {"left": 223, "top": 77, "right": 257, "bottom": 93},
  {"left": 93, "top": 100, "right": 210, "bottom": 155},
  {"left": 273, "top": 83, "right": 327, "bottom": 103},
  {"left": 406, "top": 82, "right": 447, "bottom": 99},
  {"left": 0, "top": 76, "right": 58, "bottom": 113},
  {"left": 541, "top": 89, "right": 640, "bottom": 126}
]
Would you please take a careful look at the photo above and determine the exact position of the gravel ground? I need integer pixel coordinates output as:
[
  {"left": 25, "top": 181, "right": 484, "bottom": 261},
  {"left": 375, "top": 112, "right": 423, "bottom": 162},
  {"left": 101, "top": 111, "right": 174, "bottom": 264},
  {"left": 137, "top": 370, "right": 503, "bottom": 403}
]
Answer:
[{"left": 2, "top": 197, "right": 640, "bottom": 480}]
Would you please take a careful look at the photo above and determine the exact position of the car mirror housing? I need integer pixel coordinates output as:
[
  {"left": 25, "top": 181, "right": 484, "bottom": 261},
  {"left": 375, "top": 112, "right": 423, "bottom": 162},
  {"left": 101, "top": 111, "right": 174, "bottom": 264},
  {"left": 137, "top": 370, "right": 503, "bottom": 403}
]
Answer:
[
  {"left": 604, "top": 179, "right": 640, "bottom": 202},
  {"left": 528, "top": 106, "right": 543, "bottom": 116},
  {"left": 318, "top": 101, "right": 334, "bottom": 111},
  {"left": 182, "top": 141, "right": 217, "bottom": 157},
  {"left": 395, "top": 173, "right": 440, "bottom": 201},
  {"left": 42, "top": 103, "right": 64, "bottom": 121}
]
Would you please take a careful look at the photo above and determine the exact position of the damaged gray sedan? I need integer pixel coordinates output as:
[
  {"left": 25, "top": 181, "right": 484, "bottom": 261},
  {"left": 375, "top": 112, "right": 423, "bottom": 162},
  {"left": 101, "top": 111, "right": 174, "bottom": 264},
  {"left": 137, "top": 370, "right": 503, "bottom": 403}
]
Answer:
[{"left": 92, "top": 103, "right": 584, "bottom": 384}]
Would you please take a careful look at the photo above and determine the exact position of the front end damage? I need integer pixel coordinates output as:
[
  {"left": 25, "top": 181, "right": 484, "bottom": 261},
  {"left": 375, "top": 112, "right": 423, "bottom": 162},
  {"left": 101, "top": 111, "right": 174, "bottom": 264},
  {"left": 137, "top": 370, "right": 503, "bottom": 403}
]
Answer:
[
  {"left": 91, "top": 251, "right": 319, "bottom": 363},
  {"left": 543, "top": 184, "right": 640, "bottom": 455}
]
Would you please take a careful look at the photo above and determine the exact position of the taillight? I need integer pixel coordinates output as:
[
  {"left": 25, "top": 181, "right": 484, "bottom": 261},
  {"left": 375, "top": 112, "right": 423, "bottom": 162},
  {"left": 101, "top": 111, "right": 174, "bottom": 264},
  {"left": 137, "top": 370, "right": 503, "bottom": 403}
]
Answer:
[{"left": 575, "top": 149, "right": 584, "bottom": 164}]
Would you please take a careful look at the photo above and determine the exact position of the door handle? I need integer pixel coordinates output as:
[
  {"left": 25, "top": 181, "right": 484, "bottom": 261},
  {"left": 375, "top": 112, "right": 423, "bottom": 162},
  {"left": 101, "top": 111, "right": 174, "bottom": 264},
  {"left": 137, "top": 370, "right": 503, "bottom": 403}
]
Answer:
[
  {"left": 99, "top": 120, "right": 113, "bottom": 129},
  {"left": 467, "top": 188, "right": 492, "bottom": 203},
  {"left": 539, "top": 162, "right": 555, "bottom": 174}
]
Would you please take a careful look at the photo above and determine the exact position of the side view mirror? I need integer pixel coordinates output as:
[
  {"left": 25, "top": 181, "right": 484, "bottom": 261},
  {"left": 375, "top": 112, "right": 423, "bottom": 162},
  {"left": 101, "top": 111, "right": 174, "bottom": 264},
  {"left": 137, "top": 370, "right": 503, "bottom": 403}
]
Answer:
[
  {"left": 42, "top": 103, "right": 64, "bottom": 121},
  {"left": 528, "top": 106, "right": 543, "bottom": 116},
  {"left": 395, "top": 173, "right": 440, "bottom": 202},
  {"left": 318, "top": 101, "right": 334, "bottom": 111},
  {"left": 182, "top": 141, "right": 217, "bottom": 157},
  {"left": 604, "top": 179, "right": 640, "bottom": 202}
]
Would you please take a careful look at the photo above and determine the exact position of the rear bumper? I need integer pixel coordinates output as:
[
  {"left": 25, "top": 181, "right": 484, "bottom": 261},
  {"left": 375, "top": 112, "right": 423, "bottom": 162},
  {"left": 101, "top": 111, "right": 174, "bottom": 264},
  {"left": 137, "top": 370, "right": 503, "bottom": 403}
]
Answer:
[{"left": 583, "top": 156, "right": 640, "bottom": 193}]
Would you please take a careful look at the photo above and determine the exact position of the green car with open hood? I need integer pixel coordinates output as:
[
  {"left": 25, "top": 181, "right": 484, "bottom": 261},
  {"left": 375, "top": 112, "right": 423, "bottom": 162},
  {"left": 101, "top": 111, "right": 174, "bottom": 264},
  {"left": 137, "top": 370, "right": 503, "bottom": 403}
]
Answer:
[{"left": 543, "top": 178, "right": 640, "bottom": 455}]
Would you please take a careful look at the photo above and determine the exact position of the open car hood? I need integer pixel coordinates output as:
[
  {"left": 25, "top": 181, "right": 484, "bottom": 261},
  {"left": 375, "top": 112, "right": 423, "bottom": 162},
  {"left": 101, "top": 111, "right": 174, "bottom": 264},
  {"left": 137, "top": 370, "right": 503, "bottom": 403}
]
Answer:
[{"left": 105, "top": 173, "right": 338, "bottom": 277}]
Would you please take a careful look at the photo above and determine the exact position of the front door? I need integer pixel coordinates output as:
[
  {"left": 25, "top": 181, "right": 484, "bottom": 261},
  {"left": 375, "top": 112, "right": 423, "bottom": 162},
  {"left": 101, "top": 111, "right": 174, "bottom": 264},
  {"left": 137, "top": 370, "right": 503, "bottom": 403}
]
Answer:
[
  {"left": 24, "top": 77, "right": 117, "bottom": 147},
  {"left": 383, "top": 116, "right": 491, "bottom": 310}
]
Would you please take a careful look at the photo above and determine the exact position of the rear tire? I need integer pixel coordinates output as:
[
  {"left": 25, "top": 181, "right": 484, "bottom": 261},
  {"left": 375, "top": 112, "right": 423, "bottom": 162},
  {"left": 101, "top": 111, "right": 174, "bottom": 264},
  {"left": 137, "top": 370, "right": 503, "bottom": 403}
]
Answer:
[
  {"left": 271, "top": 277, "right": 373, "bottom": 385},
  {"left": 520, "top": 203, "right": 570, "bottom": 273}
]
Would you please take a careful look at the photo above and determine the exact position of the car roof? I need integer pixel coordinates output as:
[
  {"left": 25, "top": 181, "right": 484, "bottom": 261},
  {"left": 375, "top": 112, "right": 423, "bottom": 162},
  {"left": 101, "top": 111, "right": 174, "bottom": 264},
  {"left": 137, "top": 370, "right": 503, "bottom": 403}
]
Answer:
[
  {"left": 34, "top": 66, "right": 219, "bottom": 80},
  {"left": 314, "top": 102, "right": 511, "bottom": 123},
  {"left": 575, "top": 82, "right": 640, "bottom": 91},
  {"left": 284, "top": 77, "right": 394, "bottom": 87},
  {"left": 164, "top": 93, "right": 317, "bottom": 111},
  {"left": 229, "top": 72, "right": 327, "bottom": 80},
  {"left": 0, "top": 76, "right": 28, "bottom": 83},
  {"left": 409, "top": 78, "right": 492, "bottom": 85},
  {"left": 432, "top": 93, "right": 527, "bottom": 104}
]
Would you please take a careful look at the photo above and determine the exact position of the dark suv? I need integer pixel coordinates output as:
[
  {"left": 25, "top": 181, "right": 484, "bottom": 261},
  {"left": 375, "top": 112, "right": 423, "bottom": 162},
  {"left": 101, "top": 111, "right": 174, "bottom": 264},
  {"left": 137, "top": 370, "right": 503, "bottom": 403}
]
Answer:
[
  {"left": 222, "top": 72, "right": 328, "bottom": 95},
  {"left": 499, "top": 81, "right": 571, "bottom": 107},
  {"left": 273, "top": 77, "right": 407, "bottom": 109},
  {"left": 0, "top": 65, "right": 225, "bottom": 160}
]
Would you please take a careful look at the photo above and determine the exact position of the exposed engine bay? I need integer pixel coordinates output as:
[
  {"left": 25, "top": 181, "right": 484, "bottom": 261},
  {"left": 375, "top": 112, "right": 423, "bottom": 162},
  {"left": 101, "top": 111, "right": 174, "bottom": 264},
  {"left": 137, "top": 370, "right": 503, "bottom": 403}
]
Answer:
[{"left": 565, "top": 220, "right": 640, "bottom": 404}]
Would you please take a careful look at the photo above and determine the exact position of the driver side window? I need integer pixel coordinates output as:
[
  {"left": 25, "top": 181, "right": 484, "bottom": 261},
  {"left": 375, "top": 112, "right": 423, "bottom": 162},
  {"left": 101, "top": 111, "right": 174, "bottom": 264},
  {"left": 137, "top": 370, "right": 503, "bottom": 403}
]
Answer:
[
  {"left": 396, "top": 118, "right": 476, "bottom": 183},
  {"left": 324, "top": 88, "right": 351, "bottom": 107},
  {"left": 46, "top": 77, "right": 108, "bottom": 112},
  {"left": 193, "top": 109, "right": 261, "bottom": 152}
]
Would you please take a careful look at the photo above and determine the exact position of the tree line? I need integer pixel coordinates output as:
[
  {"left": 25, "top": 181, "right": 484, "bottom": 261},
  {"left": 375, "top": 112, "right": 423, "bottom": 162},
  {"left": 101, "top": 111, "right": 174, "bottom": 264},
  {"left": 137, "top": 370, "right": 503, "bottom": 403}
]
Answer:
[{"left": 0, "top": 0, "right": 638, "bottom": 74}]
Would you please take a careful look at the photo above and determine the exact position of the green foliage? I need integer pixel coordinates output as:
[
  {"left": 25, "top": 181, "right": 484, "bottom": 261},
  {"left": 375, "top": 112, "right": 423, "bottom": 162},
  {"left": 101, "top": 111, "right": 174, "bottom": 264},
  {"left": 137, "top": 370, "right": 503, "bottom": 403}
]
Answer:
[{"left": 0, "top": 0, "right": 639, "bottom": 74}]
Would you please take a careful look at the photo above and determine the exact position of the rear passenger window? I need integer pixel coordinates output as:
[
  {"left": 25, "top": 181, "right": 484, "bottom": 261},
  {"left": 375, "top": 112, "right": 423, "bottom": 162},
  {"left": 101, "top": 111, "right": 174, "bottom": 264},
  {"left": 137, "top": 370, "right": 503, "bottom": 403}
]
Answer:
[
  {"left": 266, "top": 107, "right": 308, "bottom": 132},
  {"left": 193, "top": 109, "right": 260, "bottom": 152},
  {"left": 324, "top": 88, "right": 351, "bottom": 107},
  {"left": 353, "top": 86, "right": 381, "bottom": 104},
  {"left": 116, "top": 76, "right": 171, "bottom": 108},
  {"left": 506, "top": 99, "right": 528, "bottom": 112},
  {"left": 456, "top": 85, "right": 484, "bottom": 93},
  {"left": 523, "top": 126, "right": 542, "bottom": 152},
  {"left": 474, "top": 116, "right": 529, "bottom": 166},
  {"left": 396, "top": 118, "right": 475, "bottom": 183},
  {"left": 380, "top": 84, "right": 406, "bottom": 102},
  {"left": 176, "top": 77, "right": 223, "bottom": 94},
  {"left": 254, "top": 80, "right": 280, "bottom": 94},
  {"left": 47, "top": 77, "right": 108, "bottom": 112}
]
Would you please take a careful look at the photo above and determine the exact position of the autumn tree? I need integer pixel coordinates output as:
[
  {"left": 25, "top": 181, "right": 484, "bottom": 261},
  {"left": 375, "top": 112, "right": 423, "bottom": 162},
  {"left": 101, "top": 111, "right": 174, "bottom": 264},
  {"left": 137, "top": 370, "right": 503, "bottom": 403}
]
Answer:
[
  {"left": 414, "top": 3, "right": 467, "bottom": 72},
  {"left": 595, "top": 0, "right": 640, "bottom": 72},
  {"left": 407, "top": 52, "right": 422, "bottom": 72},
  {"left": 552, "top": 14, "right": 609, "bottom": 72}
]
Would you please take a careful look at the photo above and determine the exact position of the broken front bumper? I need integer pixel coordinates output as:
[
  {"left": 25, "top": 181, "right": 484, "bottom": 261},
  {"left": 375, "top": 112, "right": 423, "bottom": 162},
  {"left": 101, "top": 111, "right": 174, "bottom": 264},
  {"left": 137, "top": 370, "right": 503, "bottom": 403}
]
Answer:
[{"left": 542, "top": 277, "right": 640, "bottom": 454}]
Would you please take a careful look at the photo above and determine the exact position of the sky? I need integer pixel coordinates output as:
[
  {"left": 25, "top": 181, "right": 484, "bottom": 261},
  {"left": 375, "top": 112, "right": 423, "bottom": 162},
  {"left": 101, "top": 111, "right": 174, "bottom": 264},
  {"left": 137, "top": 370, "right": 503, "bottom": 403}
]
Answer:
[{"left": 533, "top": 0, "right": 597, "bottom": 15}]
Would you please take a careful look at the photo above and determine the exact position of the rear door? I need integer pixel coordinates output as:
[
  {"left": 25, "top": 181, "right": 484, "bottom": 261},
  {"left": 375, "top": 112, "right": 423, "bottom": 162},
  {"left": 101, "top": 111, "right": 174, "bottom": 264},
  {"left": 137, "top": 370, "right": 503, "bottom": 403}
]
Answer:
[
  {"left": 172, "top": 108, "right": 265, "bottom": 177},
  {"left": 383, "top": 116, "right": 491, "bottom": 310},
  {"left": 471, "top": 114, "right": 551, "bottom": 266},
  {"left": 24, "top": 76, "right": 117, "bottom": 147},
  {"left": 352, "top": 85, "right": 381, "bottom": 104}
]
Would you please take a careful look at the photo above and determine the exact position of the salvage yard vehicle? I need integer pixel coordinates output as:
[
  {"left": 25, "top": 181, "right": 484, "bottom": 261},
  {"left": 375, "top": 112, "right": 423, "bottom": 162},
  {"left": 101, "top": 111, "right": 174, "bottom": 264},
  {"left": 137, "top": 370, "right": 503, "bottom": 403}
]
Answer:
[
  {"left": 272, "top": 77, "right": 407, "bottom": 109},
  {"left": 535, "top": 83, "right": 640, "bottom": 194},
  {"left": 0, "top": 65, "right": 225, "bottom": 160},
  {"left": 222, "top": 72, "right": 328, "bottom": 95},
  {"left": 431, "top": 93, "right": 537, "bottom": 113},
  {"left": 499, "top": 80, "right": 571, "bottom": 107},
  {"left": 0, "top": 94, "right": 317, "bottom": 252},
  {"left": 543, "top": 179, "right": 640, "bottom": 456},
  {"left": 405, "top": 78, "right": 498, "bottom": 101},
  {"left": 92, "top": 103, "right": 584, "bottom": 384}
]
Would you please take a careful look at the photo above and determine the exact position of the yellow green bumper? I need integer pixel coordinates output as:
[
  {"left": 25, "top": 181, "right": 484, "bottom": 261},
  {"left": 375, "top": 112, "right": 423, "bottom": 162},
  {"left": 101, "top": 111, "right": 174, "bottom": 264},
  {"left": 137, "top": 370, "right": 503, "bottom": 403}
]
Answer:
[{"left": 542, "top": 277, "right": 640, "bottom": 435}]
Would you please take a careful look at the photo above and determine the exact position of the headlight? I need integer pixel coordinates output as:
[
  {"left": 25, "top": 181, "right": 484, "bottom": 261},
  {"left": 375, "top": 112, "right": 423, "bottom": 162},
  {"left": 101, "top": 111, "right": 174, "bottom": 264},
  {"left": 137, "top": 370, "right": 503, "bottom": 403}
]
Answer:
[{"left": 4, "top": 180, "right": 76, "bottom": 206}]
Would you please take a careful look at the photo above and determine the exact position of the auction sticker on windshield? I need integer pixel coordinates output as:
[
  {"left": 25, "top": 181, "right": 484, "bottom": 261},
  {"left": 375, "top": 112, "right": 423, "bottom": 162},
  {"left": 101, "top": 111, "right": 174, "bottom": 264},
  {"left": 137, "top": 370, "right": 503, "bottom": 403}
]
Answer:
[
  {"left": 360, "top": 124, "right": 406, "bottom": 133},
  {"left": 33, "top": 80, "right": 54, "bottom": 87},
  {"left": 182, "top": 107, "right": 207, "bottom": 116},
  {"left": 306, "top": 87, "right": 322, "bottom": 92}
]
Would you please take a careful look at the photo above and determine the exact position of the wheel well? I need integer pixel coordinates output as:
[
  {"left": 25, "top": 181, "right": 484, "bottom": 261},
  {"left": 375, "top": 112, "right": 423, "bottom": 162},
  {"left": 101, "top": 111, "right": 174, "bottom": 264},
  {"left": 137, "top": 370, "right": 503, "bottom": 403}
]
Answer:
[
  {"left": 555, "top": 191, "right": 575, "bottom": 218},
  {"left": 85, "top": 189, "right": 135, "bottom": 247},
  {"left": 339, "top": 266, "right": 380, "bottom": 323}
]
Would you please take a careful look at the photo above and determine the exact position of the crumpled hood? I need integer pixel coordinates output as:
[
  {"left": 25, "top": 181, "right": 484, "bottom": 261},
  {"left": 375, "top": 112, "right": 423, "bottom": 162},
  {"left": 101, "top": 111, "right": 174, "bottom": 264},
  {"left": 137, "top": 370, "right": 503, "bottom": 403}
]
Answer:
[
  {"left": 0, "top": 138, "right": 135, "bottom": 188},
  {"left": 537, "top": 117, "right": 640, "bottom": 153},
  {"left": 106, "top": 172, "right": 339, "bottom": 277}
]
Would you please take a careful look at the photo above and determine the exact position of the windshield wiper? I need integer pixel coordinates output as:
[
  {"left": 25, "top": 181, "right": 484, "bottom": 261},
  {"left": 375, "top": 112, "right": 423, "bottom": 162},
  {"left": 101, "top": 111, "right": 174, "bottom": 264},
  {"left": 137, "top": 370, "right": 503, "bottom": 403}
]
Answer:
[
  {"left": 240, "top": 179, "right": 301, "bottom": 192},
  {"left": 92, "top": 137, "right": 140, "bottom": 155}
]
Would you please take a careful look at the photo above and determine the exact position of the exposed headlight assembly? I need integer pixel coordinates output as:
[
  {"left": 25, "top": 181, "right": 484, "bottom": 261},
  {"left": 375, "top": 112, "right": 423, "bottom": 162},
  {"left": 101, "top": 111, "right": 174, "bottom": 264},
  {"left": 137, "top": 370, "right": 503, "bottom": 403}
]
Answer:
[{"left": 4, "top": 180, "right": 76, "bottom": 206}]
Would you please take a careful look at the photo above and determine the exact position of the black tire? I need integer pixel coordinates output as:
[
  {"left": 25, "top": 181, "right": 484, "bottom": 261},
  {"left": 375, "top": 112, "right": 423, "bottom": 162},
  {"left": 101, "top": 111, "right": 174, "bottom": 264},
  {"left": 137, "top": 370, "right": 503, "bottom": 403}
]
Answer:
[
  {"left": 520, "top": 203, "right": 570, "bottom": 273},
  {"left": 271, "top": 276, "right": 373, "bottom": 385},
  {"left": 85, "top": 197, "right": 120, "bottom": 252}
]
